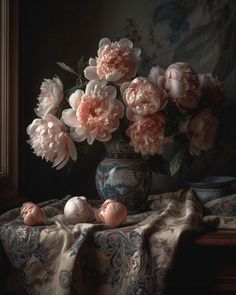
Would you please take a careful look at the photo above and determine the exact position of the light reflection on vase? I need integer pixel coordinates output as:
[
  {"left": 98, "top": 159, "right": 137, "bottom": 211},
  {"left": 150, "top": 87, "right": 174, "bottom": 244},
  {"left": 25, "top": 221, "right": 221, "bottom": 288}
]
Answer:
[{"left": 95, "top": 142, "right": 152, "bottom": 211}]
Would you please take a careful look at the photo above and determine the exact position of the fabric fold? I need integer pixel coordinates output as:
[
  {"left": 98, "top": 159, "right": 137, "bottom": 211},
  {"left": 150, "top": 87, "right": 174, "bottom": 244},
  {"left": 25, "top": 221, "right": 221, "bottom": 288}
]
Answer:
[{"left": 1, "top": 189, "right": 236, "bottom": 295}]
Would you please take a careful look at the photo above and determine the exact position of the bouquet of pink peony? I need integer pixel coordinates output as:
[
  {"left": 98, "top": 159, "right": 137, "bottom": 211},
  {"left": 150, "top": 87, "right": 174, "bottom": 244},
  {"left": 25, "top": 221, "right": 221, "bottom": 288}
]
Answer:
[{"left": 27, "top": 37, "right": 225, "bottom": 175}]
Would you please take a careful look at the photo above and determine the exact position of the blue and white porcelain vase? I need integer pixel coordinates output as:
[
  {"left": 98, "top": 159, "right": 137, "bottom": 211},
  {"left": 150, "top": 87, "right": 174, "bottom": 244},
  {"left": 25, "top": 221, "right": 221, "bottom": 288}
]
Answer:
[{"left": 95, "top": 141, "right": 152, "bottom": 211}]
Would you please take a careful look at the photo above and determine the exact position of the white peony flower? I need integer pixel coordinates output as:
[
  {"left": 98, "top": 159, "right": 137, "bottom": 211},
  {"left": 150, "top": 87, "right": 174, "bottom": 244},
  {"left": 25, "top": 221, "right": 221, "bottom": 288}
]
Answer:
[
  {"left": 27, "top": 114, "right": 77, "bottom": 169},
  {"left": 34, "top": 76, "right": 63, "bottom": 118}
]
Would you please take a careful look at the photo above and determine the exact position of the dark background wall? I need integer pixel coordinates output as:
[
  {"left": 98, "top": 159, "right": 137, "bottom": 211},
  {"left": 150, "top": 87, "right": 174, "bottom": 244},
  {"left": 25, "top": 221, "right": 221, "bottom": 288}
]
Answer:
[
  {"left": 21, "top": 0, "right": 107, "bottom": 201},
  {"left": 20, "top": 0, "right": 236, "bottom": 202}
]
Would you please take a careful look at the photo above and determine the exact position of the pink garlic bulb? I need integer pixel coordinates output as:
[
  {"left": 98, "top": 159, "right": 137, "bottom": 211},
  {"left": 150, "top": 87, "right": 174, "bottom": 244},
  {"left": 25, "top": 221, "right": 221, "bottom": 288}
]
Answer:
[
  {"left": 95, "top": 199, "right": 127, "bottom": 227},
  {"left": 64, "top": 196, "right": 95, "bottom": 224},
  {"left": 20, "top": 202, "right": 48, "bottom": 226}
]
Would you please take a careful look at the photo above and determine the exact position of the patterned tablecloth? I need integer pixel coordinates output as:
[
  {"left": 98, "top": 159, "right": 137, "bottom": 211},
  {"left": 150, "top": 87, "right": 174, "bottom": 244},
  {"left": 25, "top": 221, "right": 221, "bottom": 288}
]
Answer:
[{"left": 1, "top": 189, "right": 236, "bottom": 295}]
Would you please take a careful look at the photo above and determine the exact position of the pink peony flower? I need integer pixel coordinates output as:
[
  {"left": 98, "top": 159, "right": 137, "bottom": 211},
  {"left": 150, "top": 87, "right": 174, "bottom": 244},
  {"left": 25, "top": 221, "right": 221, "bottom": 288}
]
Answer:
[
  {"left": 198, "top": 73, "right": 225, "bottom": 109},
  {"left": 27, "top": 114, "right": 77, "bottom": 169},
  {"left": 148, "top": 65, "right": 166, "bottom": 90},
  {"left": 165, "top": 62, "right": 200, "bottom": 112},
  {"left": 186, "top": 109, "right": 218, "bottom": 156},
  {"left": 84, "top": 38, "right": 141, "bottom": 83},
  {"left": 62, "top": 80, "right": 124, "bottom": 145},
  {"left": 121, "top": 77, "right": 167, "bottom": 118},
  {"left": 34, "top": 76, "right": 63, "bottom": 118},
  {"left": 126, "top": 112, "right": 166, "bottom": 155}
]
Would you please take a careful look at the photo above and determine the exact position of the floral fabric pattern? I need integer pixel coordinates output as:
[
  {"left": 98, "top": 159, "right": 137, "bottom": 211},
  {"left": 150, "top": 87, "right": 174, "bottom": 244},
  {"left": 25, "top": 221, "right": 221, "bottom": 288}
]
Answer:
[{"left": 1, "top": 190, "right": 236, "bottom": 295}]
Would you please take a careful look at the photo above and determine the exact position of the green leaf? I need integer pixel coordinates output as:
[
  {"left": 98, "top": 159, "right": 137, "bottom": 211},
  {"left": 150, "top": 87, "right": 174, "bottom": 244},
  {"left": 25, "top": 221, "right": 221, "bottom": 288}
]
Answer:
[
  {"left": 77, "top": 56, "right": 88, "bottom": 74},
  {"left": 57, "top": 62, "right": 79, "bottom": 76},
  {"left": 170, "top": 150, "right": 183, "bottom": 176},
  {"left": 178, "top": 115, "right": 191, "bottom": 132},
  {"left": 76, "top": 78, "right": 87, "bottom": 90}
]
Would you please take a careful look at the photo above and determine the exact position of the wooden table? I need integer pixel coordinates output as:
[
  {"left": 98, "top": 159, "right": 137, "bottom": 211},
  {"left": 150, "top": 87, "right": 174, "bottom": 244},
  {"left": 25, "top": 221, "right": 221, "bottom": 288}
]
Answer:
[{"left": 166, "top": 230, "right": 236, "bottom": 295}]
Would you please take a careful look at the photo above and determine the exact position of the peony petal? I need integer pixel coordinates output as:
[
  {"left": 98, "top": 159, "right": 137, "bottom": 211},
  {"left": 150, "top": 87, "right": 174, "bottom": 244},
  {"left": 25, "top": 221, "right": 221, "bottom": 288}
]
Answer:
[
  {"left": 84, "top": 66, "right": 99, "bottom": 80},
  {"left": 69, "top": 90, "right": 83, "bottom": 110},
  {"left": 34, "top": 107, "right": 44, "bottom": 118},
  {"left": 157, "top": 76, "right": 166, "bottom": 89},
  {"left": 89, "top": 58, "right": 97, "bottom": 66},
  {"left": 97, "top": 133, "right": 112, "bottom": 142},
  {"left": 87, "top": 134, "right": 96, "bottom": 145},
  {"left": 113, "top": 99, "right": 125, "bottom": 118},
  {"left": 106, "top": 70, "right": 123, "bottom": 82},
  {"left": 148, "top": 67, "right": 158, "bottom": 85},
  {"left": 35, "top": 76, "right": 63, "bottom": 118},
  {"left": 126, "top": 107, "right": 139, "bottom": 121},
  {"left": 118, "top": 38, "right": 133, "bottom": 49},
  {"left": 120, "top": 82, "right": 130, "bottom": 97},
  {"left": 45, "top": 114, "right": 64, "bottom": 128},
  {"left": 148, "top": 65, "right": 165, "bottom": 86},
  {"left": 85, "top": 80, "right": 101, "bottom": 95},
  {"left": 67, "top": 138, "right": 77, "bottom": 161},
  {"left": 103, "top": 85, "right": 117, "bottom": 100},
  {"left": 165, "top": 63, "right": 183, "bottom": 80},
  {"left": 56, "top": 154, "right": 69, "bottom": 170},
  {"left": 62, "top": 109, "right": 78, "bottom": 127},
  {"left": 131, "top": 47, "right": 141, "bottom": 58},
  {"left": 34, "top": 100, "right": 58, "bottom": 117},
  {"left": 26, "top": 119, "right": 42, "bottom": 135},
  {"left": 51, "top": 83, "right": 63, "bottom": 101},
  {"left": 71, "top": 128, "right": 87, "bottom": 142},
  {"left": 166, "top": 79, "right": 184, "bottom": 99},
  {"left": 99, "top": 37, "right": 111, "bottom": 48},
  {"left": 55, "top": 76, "right": 63, "bottom": 88},
  {"left": 131, "top": 77, "right": 142, "bottom": 84},
  {"left": 98, "top": 79, "right": 107, "bottom": 89},
  {"left": 53, "top": 150, "right": 66, "bottom": 168}
]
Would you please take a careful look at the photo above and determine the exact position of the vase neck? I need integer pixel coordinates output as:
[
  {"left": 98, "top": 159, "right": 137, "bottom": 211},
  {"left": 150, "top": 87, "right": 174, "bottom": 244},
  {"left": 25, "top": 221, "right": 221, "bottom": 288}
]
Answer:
[
  {"left": 105, "top": 140, "right": 142, "bottom": 159},
  {"left": 106, "top": 140, "right": 133, "bottom": 153},
  {"left": 106, "top": 151, "right": 141, "bottom": 159}
]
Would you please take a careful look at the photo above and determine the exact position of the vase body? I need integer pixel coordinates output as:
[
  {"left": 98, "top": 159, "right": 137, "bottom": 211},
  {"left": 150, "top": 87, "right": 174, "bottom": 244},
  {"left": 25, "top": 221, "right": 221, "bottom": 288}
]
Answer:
[{"left": 95, "top": 142, "right": 152, "bottom": 211}]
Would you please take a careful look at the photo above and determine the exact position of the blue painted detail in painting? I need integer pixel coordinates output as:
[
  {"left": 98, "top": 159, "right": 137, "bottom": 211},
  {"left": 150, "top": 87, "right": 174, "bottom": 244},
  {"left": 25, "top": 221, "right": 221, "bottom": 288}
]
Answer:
[
  {"left": 95, "top": 153, "right": 152, "bottom": 211},
  {"left": 152, "top": 2, "right": 192, "bottom": 44}
]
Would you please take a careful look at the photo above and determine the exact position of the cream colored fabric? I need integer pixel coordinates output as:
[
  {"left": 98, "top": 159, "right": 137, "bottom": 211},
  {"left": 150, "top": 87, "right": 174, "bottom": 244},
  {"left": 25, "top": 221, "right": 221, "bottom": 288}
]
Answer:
[{"left": 0, "top": 189, "right": 236, "bottom": 295}]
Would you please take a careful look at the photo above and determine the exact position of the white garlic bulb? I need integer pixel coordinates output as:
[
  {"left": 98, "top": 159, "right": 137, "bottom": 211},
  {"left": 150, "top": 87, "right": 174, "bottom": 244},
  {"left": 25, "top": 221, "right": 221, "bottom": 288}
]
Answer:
[{"left": 64, "top": 196, "right": 94, "bottom": 224}]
